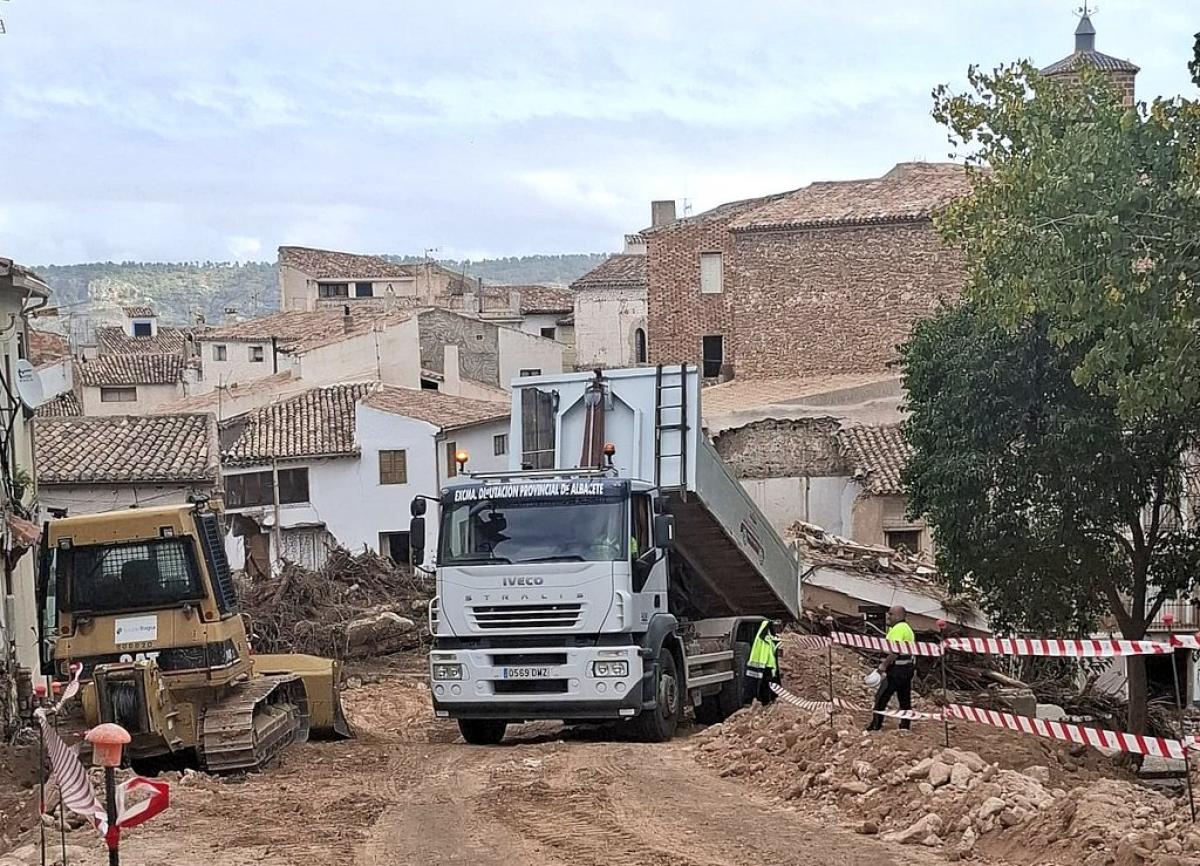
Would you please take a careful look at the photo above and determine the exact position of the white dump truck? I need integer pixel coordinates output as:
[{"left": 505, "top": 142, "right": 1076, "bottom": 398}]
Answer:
[{"left": 409, "top": 365, "right": 800, "bottom": 744}]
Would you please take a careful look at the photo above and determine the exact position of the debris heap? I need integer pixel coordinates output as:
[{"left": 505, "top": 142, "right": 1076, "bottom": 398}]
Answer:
[{"left": 238, "top": 548, "right": 432, "bottom": 659}]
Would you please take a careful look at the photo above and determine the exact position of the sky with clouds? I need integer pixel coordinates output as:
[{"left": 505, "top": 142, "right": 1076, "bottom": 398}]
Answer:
[{"left": 1, "top": 1, "right": 1196, "bottom": 265}]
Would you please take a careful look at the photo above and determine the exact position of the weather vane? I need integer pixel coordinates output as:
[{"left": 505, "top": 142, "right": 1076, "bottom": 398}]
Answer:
[{"left": 1075, "top": 1, "right": 1095, "bottom": 17}]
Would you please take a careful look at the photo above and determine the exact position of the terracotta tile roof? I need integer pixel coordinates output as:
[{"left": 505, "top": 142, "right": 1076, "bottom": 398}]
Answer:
[
  {"left": 35, "top": 392, "right": 81, "bottom": 418},
  {"left": 29, "top": 328, "right": 70, "bottom": 368},
  {"left": 154, "top": 371, "right": 297, "bottom": 415},
  {"left": 837, "top": 424, "right": 912, "bottom": 496},
  {"left": 731, "top": 163, "right": 971, "bottom": 232},
  {"left": 122, "top": 306, "right": 156, "bottom": 318},
  {"left": 509, "top": 285, "right": 575, "bottom": 314},
  {"left": 221, "top": 383, "right": 375, "bottom": 465},
  {"left": 278, "top": 246, "right": 414, "bottom": 279},
  {"left": 36, "top": 414, "right": 217, "bottom": 484},
  {"left": 642, "top": 191, "right": 794, "bottom": 237},
  {"left": 77, "top": 353, "right": 186, "bottom": 386},
  {"left": 702, "top": 374, "right": 900, "bottom": 417},
  {"left": 1041, "top": 50, "right": 1139, "bottom": 75},
  {"left": 362, "top": 385, "right": 510, "bottom": 431},
  {"left": 571, "top": 254, "right": 648, "bottom": 291},
  {"left": 96, "top": 325, "right": 188, "bottom": 355},
  {"left": 197, "top": 309, "right": 414, "bottom": 353}
]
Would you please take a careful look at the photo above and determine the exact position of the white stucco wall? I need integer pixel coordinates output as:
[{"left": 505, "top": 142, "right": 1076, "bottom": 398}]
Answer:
[
  {"left": 194, "top": 339, "right": 275, "bottom": 393},
  {"left": 497, "top": 326, "right": 564, "bottom": 389},
  {"left": 516, "top": 313, "right": 567, "bottom": 341},
  {"left": 81, "top": 382, "right": 183, "bottom": 416},
  {"left": 738, "top": 475, "right": 856, "bottom": 537},
  {"left": 39, "top": 483, "right": 206, "bottom": 516},
  {"left": 37, "top": 359, "right": 73, "bottom": 400},
  {"left": 293, "top": 317, "right": 421, "bottom": 389},
  {"left": 573, "top": 287, "right": 647, "bottom": 369},
  {"left": 223, "top": 405, "right": 510, "bottom": 571}
]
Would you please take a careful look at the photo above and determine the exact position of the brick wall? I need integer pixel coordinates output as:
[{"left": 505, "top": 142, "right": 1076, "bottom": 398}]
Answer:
[
  {"left": 712, "top": 417, "right": 846, "bottom": 479},
  {"left": 730, "top": 221, "right": 964, "bottom": 379},
  {"left": 646, "top": 208, "right": 753, "bottom": 373}
]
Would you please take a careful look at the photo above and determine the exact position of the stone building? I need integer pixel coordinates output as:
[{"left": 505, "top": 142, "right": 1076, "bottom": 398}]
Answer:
[
  {"left": 1039, "top": 12, "right": 1138, "bottom": 106},
  {"left": 278, "top": 246, "right": 480, "bottom": 312},
  {"left": 644, "top": 163, "right": 969, "bottom": 380},
  {"left": 571, "top": 232, "right": 649, "bottom": 370}
]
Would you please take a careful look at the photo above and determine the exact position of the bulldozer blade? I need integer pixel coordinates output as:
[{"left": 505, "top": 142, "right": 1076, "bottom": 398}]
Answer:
[{"left": 252, "top": 652, "right": 354, "bottom": 739}]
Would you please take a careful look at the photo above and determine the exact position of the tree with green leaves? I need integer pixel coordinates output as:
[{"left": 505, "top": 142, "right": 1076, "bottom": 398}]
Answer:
[{"left": 904, "top": 59, "right": 1200, "bottom": 733}]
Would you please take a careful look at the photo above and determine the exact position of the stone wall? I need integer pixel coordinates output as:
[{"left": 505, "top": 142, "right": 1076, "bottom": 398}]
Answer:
[
  {"left": 418, "top": 309, "right": 499, "bottom": 385},
  {"left": 712, "top": 417, "right": 846, "bottom": 479},
  {"left": 730, "top": 222, "right": 964, "bottom": 379}
]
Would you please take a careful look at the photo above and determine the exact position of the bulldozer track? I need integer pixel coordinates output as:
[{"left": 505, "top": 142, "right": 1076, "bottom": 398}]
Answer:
[{"left": 201, "top": 675, "right": 310, "bottom": 773}]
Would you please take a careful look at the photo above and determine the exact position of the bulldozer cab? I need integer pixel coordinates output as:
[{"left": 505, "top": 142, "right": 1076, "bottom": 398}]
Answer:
[{"left": 38, "top": 502, "right": 250, "bottom": 686}]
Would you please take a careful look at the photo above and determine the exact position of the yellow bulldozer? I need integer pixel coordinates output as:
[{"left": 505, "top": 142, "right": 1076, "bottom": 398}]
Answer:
[{"left": 36, "top": 501, "right": 351, "bottom": 772}]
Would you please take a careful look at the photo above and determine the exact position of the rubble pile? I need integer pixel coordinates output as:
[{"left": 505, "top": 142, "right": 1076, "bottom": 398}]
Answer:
[
  {"left": 238, "top": 547, "right": 433, "bottom": 659},
  {"left": 695, "top": 681, "right": 1198, "bottom": 864}
]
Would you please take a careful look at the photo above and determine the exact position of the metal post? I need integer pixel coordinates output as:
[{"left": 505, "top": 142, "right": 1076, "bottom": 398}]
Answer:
[
  {"left": 51, "top": 683, "right": 67, "bottom": 865},
  {"left": 38, "top": 708, "right": 45, "bottom": 866},
  {"left": 104, "top": 767, "right": 119, "bottom": 866},
  {"left": 937, "top": 619, "right": 951, "bottom": 748},
  {"left": 824, "top": 617, "right": 835, "bottom": 728},
  {"left": 1165, "top": 616, "right": 1196, "bottom": 822}
]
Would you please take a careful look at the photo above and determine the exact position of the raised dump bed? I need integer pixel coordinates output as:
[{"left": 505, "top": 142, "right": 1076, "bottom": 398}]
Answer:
[{"left": 509, "top": 365, "right": 799, "bottom": 621}]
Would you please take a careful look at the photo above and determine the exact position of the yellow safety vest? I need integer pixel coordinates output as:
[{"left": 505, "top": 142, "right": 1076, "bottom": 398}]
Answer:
[{"left": 748, "top": 621, "right": 779, "bottom": 673}]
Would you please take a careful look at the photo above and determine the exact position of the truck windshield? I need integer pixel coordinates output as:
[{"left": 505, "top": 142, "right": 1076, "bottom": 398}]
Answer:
[
  {"left": 56, "top": 538, "right": 206, "bottom": 614},
  {"left": 439, "top": 494, "right": 628, "bottom": 565}
]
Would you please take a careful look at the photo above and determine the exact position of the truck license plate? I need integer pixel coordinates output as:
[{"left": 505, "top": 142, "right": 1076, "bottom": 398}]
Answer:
[{"left": 502, "top": 667, "right": 550, "bottom": 679}]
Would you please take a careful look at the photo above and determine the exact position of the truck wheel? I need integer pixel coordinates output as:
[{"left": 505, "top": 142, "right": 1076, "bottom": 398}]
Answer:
[
  {"left": 635, "top": 648, "right": 681, "bottom": 742},
  {"left": 458, "top": 719, "right": 507, "bottom": 745},
  {"left": 695, "top": 640, "right": 751, "bottom": 725}
]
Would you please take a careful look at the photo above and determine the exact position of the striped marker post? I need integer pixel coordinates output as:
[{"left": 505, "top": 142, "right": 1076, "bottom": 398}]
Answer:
[
  {"left": 937, "top": 619, "right": 950, "bottom": 748},
  {"left": 1164, "top": 615, "right": 1196, "bottom": 822}
]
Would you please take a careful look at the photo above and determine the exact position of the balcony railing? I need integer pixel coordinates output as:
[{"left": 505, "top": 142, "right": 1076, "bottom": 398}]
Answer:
[{"left": 1149, "top": 599, "right": 1200, "bottom": 631}]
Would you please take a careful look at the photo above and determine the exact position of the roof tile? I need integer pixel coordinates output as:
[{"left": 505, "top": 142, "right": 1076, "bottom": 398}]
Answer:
[
  {"left": 731, "top": 163, "right": 971, "bottom": 232},
  {"left": 362, "top": 386, "right": 509, "bottom": 430},
  {"left": 278, "top": 246, "right": 414, "bottom": 279},
  {"left": 35, "top": 392, "right": 81, "bottom": 418},
  {"left": 837, "top": 424, "right": 912, "bottom": 496},
  {"left": 221, "top": 383, "right": 375, "bottom": 464},
  {"left": 570, "top": 254, "right": 648, "bottom": 291},
  {"left": 36, "top": 414, "right": 216, "bottom": 483},
  {"left": 78, "top": 353, "right": 186, "bottom": 386},
  {"left": 198, "top": 308, "right": 414, "bottom": 353},
  {"left": 96, "top": 325, "right": 187, "bottom": 355}
]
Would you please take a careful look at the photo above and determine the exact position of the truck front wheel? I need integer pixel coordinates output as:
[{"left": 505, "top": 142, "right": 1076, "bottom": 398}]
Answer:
[
  {"left": 635, "top": 647, "right": 681, "bottom": 742},
  {"left": 458, "top": 719, "right": 507, "bottom": 745}
]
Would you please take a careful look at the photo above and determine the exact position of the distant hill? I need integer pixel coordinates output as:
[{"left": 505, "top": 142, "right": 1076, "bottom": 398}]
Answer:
[{"left": 34, "top": 254, "right": 609, "bottom": 325}]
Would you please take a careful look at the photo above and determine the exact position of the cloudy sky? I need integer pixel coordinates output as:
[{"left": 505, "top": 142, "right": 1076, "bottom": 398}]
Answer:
[{"left": 1, "top": 1, "right": 1196, "bottom": 265}]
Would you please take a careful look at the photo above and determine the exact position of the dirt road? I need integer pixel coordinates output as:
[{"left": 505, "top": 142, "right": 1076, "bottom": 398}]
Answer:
[{"left": 11, "top": 677, "right": 931, "bottom": 866}]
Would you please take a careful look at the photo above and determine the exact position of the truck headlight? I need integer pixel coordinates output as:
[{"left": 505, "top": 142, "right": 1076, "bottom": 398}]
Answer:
[
  {"left": 432, "top": 663, "right": 464, "bottom": 681},
  {"left": 591, "top": 661, "right": 629, "bottom": 678}
]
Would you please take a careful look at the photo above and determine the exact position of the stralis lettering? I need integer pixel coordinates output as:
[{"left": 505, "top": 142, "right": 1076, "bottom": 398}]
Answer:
[
  {"left": 453, "top": 481, "right": 609, "bottom": 502},
  {"left": 502, "top": 576, "right": 545, "bottom": 587}
]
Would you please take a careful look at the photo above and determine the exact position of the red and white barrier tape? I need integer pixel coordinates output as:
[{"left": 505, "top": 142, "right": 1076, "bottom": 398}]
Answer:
[
  {"left": 791, "top": 635, "right": 834, "bottom": 650},
  {"left": 942, "top": 637, "right": 1171, "bottom": 658},
  {"left": 770, "top": 684, "right": 943, "bottom": 721},
  {"left": 830, "top": 631, "right": 943, "bottom": 657},
  {"left": 944, "top": 703, "right": 1189, "bottom": 759}
]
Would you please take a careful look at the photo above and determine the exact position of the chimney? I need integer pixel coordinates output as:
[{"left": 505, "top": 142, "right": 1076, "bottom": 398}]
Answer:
[{"left": 651, "top": 200, "right": 677, "bottom": 227}]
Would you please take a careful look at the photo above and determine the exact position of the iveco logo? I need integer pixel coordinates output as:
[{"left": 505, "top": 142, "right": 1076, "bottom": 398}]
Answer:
[{"left": 502, "top": 576, "right": 545, "bottom": 586}]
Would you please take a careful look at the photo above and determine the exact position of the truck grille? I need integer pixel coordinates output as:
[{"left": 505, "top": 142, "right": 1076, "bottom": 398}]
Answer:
[{"left": 468, "top": 602, "right": 583, "bottom": 630}]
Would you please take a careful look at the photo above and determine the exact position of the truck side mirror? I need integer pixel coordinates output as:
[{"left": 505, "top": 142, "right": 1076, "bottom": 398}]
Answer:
[
  {"left": 409, "top": 516, "right": 426, "bottom": 565},
  {"left": 411, "top": 497, "right": 427, "bottom": 517},
  {"left": 653, "top": 514, "right": 674, "bottom": 549}
]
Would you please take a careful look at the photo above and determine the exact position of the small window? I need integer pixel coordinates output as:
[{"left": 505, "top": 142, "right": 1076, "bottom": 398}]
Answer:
[
  {"left": 474, "top": 333, "right": 484, "bottom": 341},
  {"left": 355, "top": 281, "right": 374, "bottom": 298},
  {"left": 380, "top": 531, "right": 411, "bottom": 564},
  {"left": 446, "top": 441, "right": 458, "bottom": 479},
  {"left": 634, "top": 328, "right": 647, "bottom": 364},
  {"left": 420, "top": 378, "right": 439, "bottom": 391},
  {"left": 212, "top": 344, "right": 227, "bottom": 361},
  {"left": 519, "top": 369, "right": 541, "bottom": 377},
  {"left": 493, "top": 433, "right": 508, "bottom": 456},
  {"left": 379, "top": 449, "right": 408, "bottom": 485},
  {"left": 701, "top": 335, "right": 723, "bottom": 378},
  {"left": 248, "top": 345, "right": 265, "bottom": 363},
  {"left": 699, "top": 251, "right": 723, "bottom": 294},
  {"left": 100, "top": 386, "right": 137, "bottom": 403},
  {"left": 318, "top": 282, "right": 349, "bottom": 298},
  {"left": 540, "top": 326, "right": 556, "bottom": 340},
  {"left": 885, "top": 529, "right": 923, "bottom": 554},
  {"left": 132, "top": 321, "right": 153, "bottom": 337}
]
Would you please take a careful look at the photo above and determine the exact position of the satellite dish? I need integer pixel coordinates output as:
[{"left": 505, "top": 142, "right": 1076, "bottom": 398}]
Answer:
[{"left": 15, "top": 359, "right": 46, "bottom": 409}]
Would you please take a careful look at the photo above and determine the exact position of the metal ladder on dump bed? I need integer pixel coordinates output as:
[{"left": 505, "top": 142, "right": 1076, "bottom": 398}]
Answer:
[{"left": 653, "top": 364, "right": 689, "bottom": 495}]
